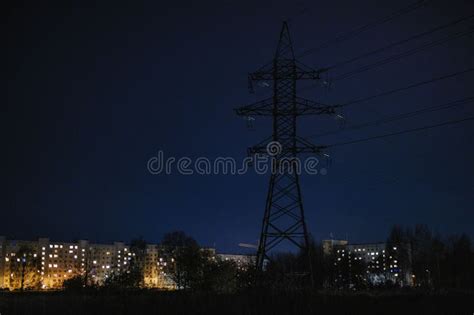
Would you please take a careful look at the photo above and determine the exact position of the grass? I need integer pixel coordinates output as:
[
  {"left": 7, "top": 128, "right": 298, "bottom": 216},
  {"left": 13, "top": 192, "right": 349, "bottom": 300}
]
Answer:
[{"left": 0, "top": 289, "right": 473, "bottom": 314}]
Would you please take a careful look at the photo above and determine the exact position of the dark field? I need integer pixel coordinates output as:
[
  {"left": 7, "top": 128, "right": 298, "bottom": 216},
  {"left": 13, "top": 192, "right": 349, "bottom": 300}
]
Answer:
[{"left": 1, "top": 290, "right": 473, "bottom": 315}]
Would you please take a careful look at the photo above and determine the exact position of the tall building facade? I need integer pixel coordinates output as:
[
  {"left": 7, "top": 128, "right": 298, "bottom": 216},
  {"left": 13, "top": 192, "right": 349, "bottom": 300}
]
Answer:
[
  {"left": 0, "top": 236, "right": 253, "bottom": 291},
  {"left": 0, "top": 237, "right": 175, "bottom": 290},
  {"left": 328, "top": 241, "right": 413, "bottom": 287}
]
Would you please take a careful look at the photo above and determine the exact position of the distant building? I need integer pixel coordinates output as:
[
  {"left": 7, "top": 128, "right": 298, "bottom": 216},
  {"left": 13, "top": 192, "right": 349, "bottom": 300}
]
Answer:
[
  {"left": 0, "top": 236, "right": 254, "bottom": 291},
  {"left": 216, "top": 253, "right": 255, "bottom": 269},
  {"left": 329, "top": 241, "right": 413, "bottom": 287},
  {"left": 0, "top": 237, "right": 173, "bottom": 290},
  {"left": 322, "top": 239, "right": 348, "bottom": 256}
]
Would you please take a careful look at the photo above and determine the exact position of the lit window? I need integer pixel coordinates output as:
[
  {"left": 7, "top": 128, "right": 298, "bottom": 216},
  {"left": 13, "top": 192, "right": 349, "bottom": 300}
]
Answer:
[
  {"left": 5, "top": 258, "right": 9, "bottom": 262},
  {"left": 70, "top": 245, "right": 73, "bottom": 249}
]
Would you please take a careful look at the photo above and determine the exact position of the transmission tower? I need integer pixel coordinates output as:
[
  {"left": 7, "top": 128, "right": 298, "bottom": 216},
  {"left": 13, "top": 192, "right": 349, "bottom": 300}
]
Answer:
[{"left": 235, "top": 22, "right": 338, "bottom": 271}]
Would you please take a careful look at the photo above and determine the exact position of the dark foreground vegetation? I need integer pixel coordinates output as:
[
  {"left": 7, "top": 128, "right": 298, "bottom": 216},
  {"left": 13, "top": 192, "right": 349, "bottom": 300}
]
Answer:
[{"left": 1, "top": 289, "right": 473, "bottom": 315}]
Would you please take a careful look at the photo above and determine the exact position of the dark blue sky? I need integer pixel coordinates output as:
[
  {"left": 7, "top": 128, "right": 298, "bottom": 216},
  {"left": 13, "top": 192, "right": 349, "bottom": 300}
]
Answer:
[{"left": 6, "top": 0, "right": 474, "bottom": 252}]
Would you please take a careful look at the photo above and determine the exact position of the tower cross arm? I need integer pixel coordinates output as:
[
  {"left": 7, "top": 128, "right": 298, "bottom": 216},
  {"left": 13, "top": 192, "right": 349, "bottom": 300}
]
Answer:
[
  {"left": 234, "top": 98, "right": 273, "bottom": 116},
  {"left": 295, "top": 97, "right": 341, "bottom": 115},
  {"left": 245, "top": 137, "right": 328, "bottom": 155},
  {"left": 248, "top": 66, "right": 329, "bottom": 81}
]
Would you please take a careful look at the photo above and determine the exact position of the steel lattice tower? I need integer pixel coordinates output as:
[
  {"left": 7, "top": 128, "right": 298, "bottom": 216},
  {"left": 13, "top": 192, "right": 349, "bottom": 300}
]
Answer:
[{"left": 235, "top": 22, "right": 338, "bottom": 271}]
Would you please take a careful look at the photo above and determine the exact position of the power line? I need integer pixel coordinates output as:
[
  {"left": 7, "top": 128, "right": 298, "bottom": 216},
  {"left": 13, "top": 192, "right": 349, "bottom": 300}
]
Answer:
[
  {"left": 325, "top": 116, "right": 474, "bottom": 148},
  {"left": 324, "top": 13, "right": 474, "bottom": 71},
  {"left": 337, "top": 68, "right": 474, "bottom": 107},
  {"left": 297, "top": 0, "right": 430, "bottom": 58},
  {"left": 308, "top": 96, "right": 474, "bottom": 138},
  {"left": 332, "top": 26, "right": 474, "bottom": 81}
]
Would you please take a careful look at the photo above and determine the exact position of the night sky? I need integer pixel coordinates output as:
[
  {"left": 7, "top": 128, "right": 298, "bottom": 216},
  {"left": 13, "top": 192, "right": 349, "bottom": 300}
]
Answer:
[{"left": 6, "top": 0, "right": 474, "bottom": 252}]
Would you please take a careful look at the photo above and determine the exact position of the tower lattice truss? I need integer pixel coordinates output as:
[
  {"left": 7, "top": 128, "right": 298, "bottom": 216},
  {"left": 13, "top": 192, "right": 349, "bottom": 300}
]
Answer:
[{"left": 235, "top": 22, "right": 339, "bottom": 270}]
